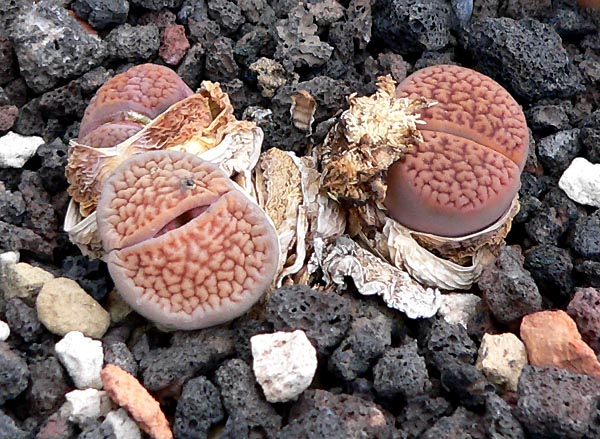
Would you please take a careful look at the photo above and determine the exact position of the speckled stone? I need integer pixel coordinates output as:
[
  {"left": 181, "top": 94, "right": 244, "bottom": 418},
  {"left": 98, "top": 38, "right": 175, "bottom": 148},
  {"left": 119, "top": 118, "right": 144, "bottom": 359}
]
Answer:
[
  {"left": 36, "top": 277, "right": 110, "bottom": 338},
  {"left": 476, "top": 333, "right": 528, "bottom": 392},
  {"left": 173, "top": 376, "right": 224, "bottom": 439},
  {"left": 567, "top": 287, "right": 600, "bottom": 353},
  {"left": 0, "top": 342, "right": 29, "bottom": 405}
]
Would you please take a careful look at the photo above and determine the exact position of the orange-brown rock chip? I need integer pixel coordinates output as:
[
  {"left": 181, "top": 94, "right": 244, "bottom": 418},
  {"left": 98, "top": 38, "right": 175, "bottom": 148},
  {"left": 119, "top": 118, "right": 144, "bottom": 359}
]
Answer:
[
  {"left": 101, "top": 364, "right": 173, "bottom": 439},
  {"left": 387, "top": 64, "right": 529, "bottom": 237},
  {"left": 520, "top": 310, "right": 600, "bottom": 378}
]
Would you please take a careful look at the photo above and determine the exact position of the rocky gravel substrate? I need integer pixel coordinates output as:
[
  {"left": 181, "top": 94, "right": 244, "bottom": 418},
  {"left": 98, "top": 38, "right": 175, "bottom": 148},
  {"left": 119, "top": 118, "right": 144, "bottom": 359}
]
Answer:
[{"left": 1, "top": 0, "right": 600, "bottom": 438}]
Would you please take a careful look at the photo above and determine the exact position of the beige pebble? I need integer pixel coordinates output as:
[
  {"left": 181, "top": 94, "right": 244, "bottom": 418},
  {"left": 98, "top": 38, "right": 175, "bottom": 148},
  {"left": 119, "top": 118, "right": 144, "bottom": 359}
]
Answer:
[
  {"left": 36, "top": 277, "right": 110, "bottom": 338},
  {"left": 106, "top": 289, "right": 132, "bottom": 323},
  {"left": 475, "top": 333, "right": 528, "bottom": 392},
  {"left": 1, "top": 262, "right": 54, "bottom": 304}
]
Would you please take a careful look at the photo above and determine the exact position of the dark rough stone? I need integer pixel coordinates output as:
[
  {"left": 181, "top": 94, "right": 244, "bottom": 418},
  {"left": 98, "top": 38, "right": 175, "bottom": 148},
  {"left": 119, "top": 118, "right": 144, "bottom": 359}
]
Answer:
[
  {"left": 36, "top": 409, "right": 77, "bottom": 439},
  {"left": 537, "top": 129, "right": 582, "bottom": 177},
  {"left": 274, "top": 4, "right": 333, "bottom": 71},
  {"left": 173, "top": 376, "right": 224, "bottom": 439},
  {"left": 105, "top": 23, "right": 160, "bottom": 61},
  {"left": 581, "top": 128, "right": 600, "bottom": 163},
  {"left": 36, "top": 139, "right": 69, "bottom": 196},
  {"left": 76, "top": 66, "right": 112, "bottom": 95},
  {"left": 277, "top": 407, "right": 349, "bottom": 439},
  {"left": 0, "top": 220, "right": 53, "bottom": 259},
  {"left": 478, "top": 246, "right": 542, "bottom": 324},
  {"left": 139, "top": 9, "right": 177, "bottom": 30},
  {"left": 567, "top": 287, "right": 600, "bottom": 353},
  {"left": 204, "top": 37, "right": 239, "bottom": 82},
  {"left": 71, "top": 0, "right": 129, "bottom": 30},
  {"left": 426, "top": 317, "right": 477, "bottom": 372},
  {"left": 526, "top": 103, "right": 572, "bottom": 133},
  {"left": 525, "top": 188, "right": 581, "bottom": 246},
  {"left": 9, "top": 1, "right": 107, "bottom": 93},
  {"left": 0, "top": 105, "right": 17, "bottom": 132},
  {"left": 188, "top": 18, "right": 221, "bottom": 47},
  {"left": 13, "top": 98, "right": 45, "bottom": 137},
  {"left": 0, "top": 37, "right": 18, "bottom": 85},
  {"left": 372, "top": 0, "right": 453, "bottom": 55},
  {"left": 4, "top": 298, "right": 43, "bottom": 343},
  {"left": 484, "top": 392, "right": 525, "bottom": 439},
  {"left": 287, "top": 389, "right": 395, "bottom": 439},
  {"left": 524, "top": 244, "right": 574, "bottom": 305},
  {"left": 39, "top": 82, "right": 87, "bottom": 120},
  {"left": 178, "top": 0, "right": 208, "bottom": 23},
  {"left": 19, "top": 171, "right": 58, "bottom": 244},
  {"left": 214, "top": 359, "right": 282, "bottom": 438},
  {"left": 328, "top": 315, "right": 392, "bottom": 381},
  {"left": 0, "top": 342, "right": 29, "bottom": 405},
  {"left": 207, "top": 0, "right": 245, "bottom": 34},
  {"left": 519, "top": 172, "right": 546, "bottom": 200},
  {"left": 439, "top": 360, "right": 492, "bottom": 408},
  {"left": 140, "top": 328, "right": 234, "bottom": 392},
  {"left": 103, "top": 340, "right": 138, "bottom": 376},
  {"left": 466, "top": 300, "right": 500, "bottom": 343},
  {"left": 0, "top": 183, "right": 25, "bottom": 225},
  {"left": 460, "top": 18, "right": 582, "bottom": 102},
  {"left": 373, "top": 338, "right": 430, "bottom": 399},
  {"left": 238, "top": 0, "right": 275, "bottom": 25},
  {"left": 234, "top": 28, "right": 275, "bottom": 69},
  {"left": 0, "top": 409, "right": 29, "bottom": 439},
  {"left": 3, "top": 77, "right": 27, "bottom": 108},
  {"left": 396, "top": 396, "right": 453, "bottom": 439},
  {"left": 61, "top": 255, "right": 111, "bottom": 302},
  {"left": 422, "top": 407, "right": 486, "bottom": 439},
  {"left": 129, "top": 0, "right": 183, "bottom": 10},
  {"left": 266, "top": 285, "right": 351, "bottom": 356},
  {"left": 27, "top": 356, "right": 70, "bottom": 416},
  {"left": 517, "top": 366, "right": 600, "bottom": 438},
  {"left": 575, "top": 261, "right": 600, "bottom": 289},
  {"left": 570, "top": 211, "right": 600, "bottom": 262},
  {"left": 232, "top": 314, "right": 273, "bottom": 363}
]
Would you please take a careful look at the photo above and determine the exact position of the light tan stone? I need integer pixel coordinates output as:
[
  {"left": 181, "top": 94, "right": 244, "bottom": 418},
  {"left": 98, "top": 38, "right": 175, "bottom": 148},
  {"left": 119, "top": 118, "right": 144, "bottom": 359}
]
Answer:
[
  {"left": 36, "top": 277, "right": 110, "bottom": 338},
  {"left": 106, "top": 289, "right": 132, "bottom": 323},
  {"left": 520, "top": 310, "right": 600, "bottom": 378},
  {"left": 475, "top": 333, "right": 528, "bottom": 392},
  {"left": 1, "top": 262, "right": 54, "bottom": 304}
]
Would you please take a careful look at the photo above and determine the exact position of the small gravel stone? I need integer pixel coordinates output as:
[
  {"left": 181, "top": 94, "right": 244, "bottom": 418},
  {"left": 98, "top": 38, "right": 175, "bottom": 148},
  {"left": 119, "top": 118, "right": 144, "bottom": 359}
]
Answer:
[
  {"left": 478, "top": 246, "right": 542, "bottom": 325},
  {"left": 249, "top": 57, "right": 291, "bottom": 98},
  {"left": 439, "top": 359, "right": 491, "bottom": 408},
  {"left": 130, "top": 0, "right": 183, "bottom": 11},
  {"left": 0, "top": 261, "right": 53, "bottom": 304},
  {"left": 0, "top": 409, "right": 29, "bottom": 439},
  {"left": 4, "top": 297, "right": 43, "bottom": 342},
  {"left": 0, "top": 342, "right": 29, "bottom": 405},
  {"left": 517, "top": 365, "right": 600, "bottom": 438},
  {"left": 64, "top": 388, "right": 113, "bottom": 426},
  {"left": 36, "top": 409, "right": 76, "bottom": 439},
  {"left": 207, "top": 0, "right": 244, "bottom": 34},
  {"left": 524, "top": 244, "right": 574, "bottom": 305},
  {"left": 251, "top": 330, "right": 317, "bottom": 403},
  {"left": 559, "top": 157, "right": 600, "bottom": 207},
  {"left": 105, "top": 23, "right": 160, "bottom": 61},
  {"left": 0, "top": 105, "right": 17, "bottom": 132},
  {"left": 484, "top": 392, "right": 526, "bottom": 439},
  {"left": 103, "top": 340, "right": 137, "bottom": 377},
  {"left": 214, "top": 359, "right": 282, "bottom": 437},
  {"left": 36, "top": 277, "right": 110, "bottom": 338},
  {"left": 102, "top": 409, "right": 142, "bottom": 439},
  {"left": 0, "top": 131, "right": 44, "bottom": 168},
  {"left": 159, "top": 24, "right": 190, "bottom": 65},
  {"left": 106, "top": 289, "right": 133, "bottom": 324},
  {"left": 373, "top": 338, "right": 430, "bottom": 399},
  {"left": 426, "top": 317, "right": 477, "bottom": 372},
  {"left": 397, "top": 396, "right": 453, "bottom": 439},
  {"left": 27, "top": 356, "right": 71, "bottom": 416},
  {"left": 475, "top": 333, "right": 528, "bottom": 392},
  {"left": 0, "top": 321, "right": 9, "bottom": 341},
  {"left": 525, "top": 187, "right": 581, "bottom": 246},
  {"left": 421, "top": 407, "right": 486, "bottom": 439},
  {"left": 567, "top": 287, "right": 600, "bottom": 353},
  {"left": 570, "top": 210, "right": 600, "bottom": 262},
  {"left": 438, "top": 293, "right": 481, "bottom": 328},
  {"left": 55, "top": 331, "right": 104, "bottom": 389},
  {"left": 204, "top": 36, "right": 239, "bottom": 82},
  {"left": 537, "top": 129, "right": 582, "bottom": 176},
  {"left": 71, "top": 0, "right": 129, "bottom": 30},
  {"left": 328, "top": 315, "right": 392, "bottom": 382},
  {"left": 526, "top": 103, "right": 572, "bottom": 132},
  {"left": 173, "top": 376, "right": 224, "bottom": 439},
  {"left": 266, "top": 284, "right": 351, "bottom": 356}
]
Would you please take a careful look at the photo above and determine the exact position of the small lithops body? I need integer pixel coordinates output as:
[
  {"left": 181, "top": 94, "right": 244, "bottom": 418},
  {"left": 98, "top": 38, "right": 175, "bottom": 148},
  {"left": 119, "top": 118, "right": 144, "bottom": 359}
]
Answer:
[
  {"left": 96, "top": 150, "right": 279, "bottom": 330},
  {"left": 385, "top": 64, "right": 528, "bottom": 237},
  {"left": 78, "top": 63, "right": 193, "bottom": 148}
]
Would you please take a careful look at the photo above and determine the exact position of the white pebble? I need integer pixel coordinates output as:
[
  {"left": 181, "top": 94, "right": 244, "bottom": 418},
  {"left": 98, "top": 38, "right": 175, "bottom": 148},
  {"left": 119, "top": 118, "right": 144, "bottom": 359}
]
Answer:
[
  {"left": 438, "top": 293, "right": 481, "bottom": 329},
  {"left": 559, "top": 157, "right": 600, "bottom": 207},
  {"left": 0, "top": 320, "right": 9, "bottom": 341},
  {"left": 0, "top": 131, "right": 45, "bottom": 168},
  {"left": 251, "top": 330, "right": 317, "bottom": 403},
  {"left": 64, "top": 388, "right": 113, "bottom": 426},
  {"left": 102, "top": 409, "right": 142, "bottom": 439},
  {"left": 55, "top": 331, "right": 104, "bottom": 389}
]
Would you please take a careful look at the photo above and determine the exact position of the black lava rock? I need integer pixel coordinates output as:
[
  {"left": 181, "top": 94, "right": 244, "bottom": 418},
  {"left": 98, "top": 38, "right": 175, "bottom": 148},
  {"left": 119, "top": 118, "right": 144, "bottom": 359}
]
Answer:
[
  {"left": 397, "top": 396, "right": 453, "bottom": 439},
  {"left": 328, "top": 315, "right": 392, "bottom": 382},
  {"left": 71, "top": 0, "right": 129, "bottom": 30},
  {"left": 0, "top": 184, "right": 25, "bottom": 225},
  {"left": 517, "top": 365, "right": 600, "bottom": 438},
  {"left": 4, "top": 297, "right": 43, "bottom": 343},
  {"left": 524, "top": 244, "right": 575, "bottom": 304},
  {"left": 105, "top": 23, "right": 160, "bottom": 61},
  {"left": 130, "top": 0, "right": 184, "bottom": 10},
  {"left": 277, "top": 406, "right": 349, "bottom": 439},
  {"left": 567, "top": 287, "right": 600, "bottom": 353},
  {"left": 27, "top": 356, "right": 70, "bottom": 416},
  {"left": 0, "top": 409, "right": 29, "bottom": 439},
  {"left": 9, "top": 1, "right": 107, "bottom": 93},
  {"left": 421, "top": 407, "right": 486, "bottom": 439},
  {"left": 484, "top": 392, "right": 525, "bottom": 439},
  {"left": 174, "top": 376, "right": 224, "bottom": 439},
  {"left": 266, "top": 285, "right": 352, "bottom": 356},
  {"left": 460, "top": 17, "right": 582, "bottom": 102},
  {"left": 575, "top": 260, "right": 600, "bottom": 289},
  {"left": 373, "top": 338, "right": 430, "bottom": 400},
  {"left": 140, "top": 328, "right": 234, "bottom": 392},
  {"left": 372, "top": 0, "right": 453, "bottom": 55},
  {"left": 439, "top": 360, "right": 492, "bottom": 408},
  {"left": 61, "top": 255, "right": 111, "bottom": 302},
  {"left": 36, "top": 139, "right": 69, "bottom": 196},
  {"left": 581, "top": 128, "right": 600, "bottom": 163},
  {"left": 0, "top": 342, "right": 29, "bottom": 405},
  {"left": 478, "top": 246, "right": 542, "bottom": 325},
  {"left": 537, "top": 129, "right": 582, "bottom": 177},
  {"left": 570, "top": 210, "right": 600, "bottom": 262},
  {"left": 0, "top": 38, "right": 17, "bottom": 86},
  {"left": 231, "top": 314, "right": 273, "bottom": 364},
  {"left": 426, "top": 317, "right": 477, "bottom": 372},
  {"left": 526, "top": 102, "right": 572, "bottom": 133},
  {"left": 39, "top": 82, "right": 87, "bottom": 120},
  {"left": 207, "top": 0, "right": 245, "bottom": 35},
  {"left": 204, "top": 36, "right": 239, "bottom": 82},
  {"left": 103, "top": 340, "right": 138, "bottom": 376},
  {"left": 214, "top": 359, "right": 282, "bottom": 438},
  {"left": 13, "top": 98, "right": 45, "bottom": 137},
  {"left": 177, "top": 44, "right": 205, "bottom": 90}
]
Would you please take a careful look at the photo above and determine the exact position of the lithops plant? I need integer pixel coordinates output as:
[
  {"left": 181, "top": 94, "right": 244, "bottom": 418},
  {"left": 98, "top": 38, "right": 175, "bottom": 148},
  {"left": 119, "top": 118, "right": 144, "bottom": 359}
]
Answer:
[
  {"left": 96, "top": 150, "right": 279, "bottom": 330},
  {"left": 319, "top": 65, "right": 528, "bottom": 298}
]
